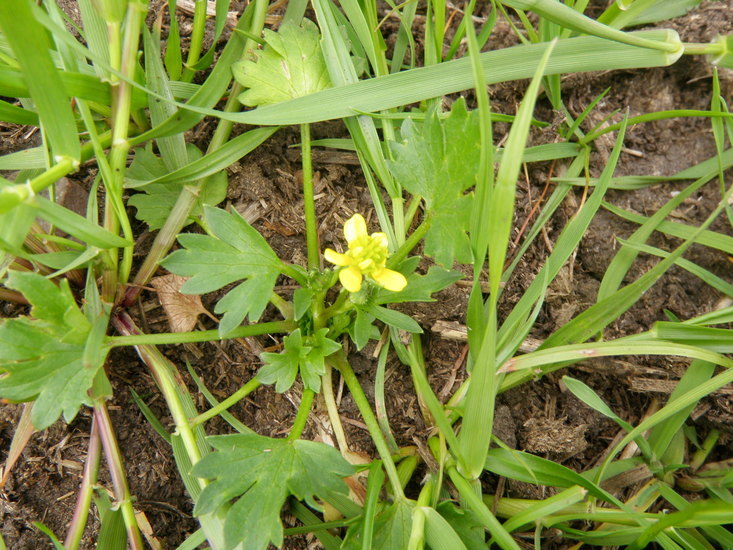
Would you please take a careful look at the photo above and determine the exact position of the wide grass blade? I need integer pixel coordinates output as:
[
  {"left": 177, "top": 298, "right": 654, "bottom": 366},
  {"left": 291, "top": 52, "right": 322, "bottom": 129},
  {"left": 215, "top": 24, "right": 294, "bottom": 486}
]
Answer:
[{"left": 0, "top": 0, "right": 80, "bottom": 161}]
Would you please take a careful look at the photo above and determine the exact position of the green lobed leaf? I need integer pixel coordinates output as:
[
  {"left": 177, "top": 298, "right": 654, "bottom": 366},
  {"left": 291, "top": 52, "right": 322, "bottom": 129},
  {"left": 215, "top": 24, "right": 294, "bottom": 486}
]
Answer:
[
  {"left": 234, "top": 18, "right": 331, "bottom": 107},
  {"left": 192, "top": 433, "right": 354, "bottom": 550},
  {"left": 389, "top": 98, "right": 480, "bottom": 265},
  {"left": 127, "top": 145, "right": 227, "bottom": 230},
  {"left": 258, "top": 328, "right": 341, "bottom": 393},
  {"left": 161, "top": 206, "right": 283, "bottom": 336},
  {"left": 0, "top": 272, "right": 108, "bottom": 429},
  {"left": 376, "top": 265, "right": 464, "bottom": 304}
]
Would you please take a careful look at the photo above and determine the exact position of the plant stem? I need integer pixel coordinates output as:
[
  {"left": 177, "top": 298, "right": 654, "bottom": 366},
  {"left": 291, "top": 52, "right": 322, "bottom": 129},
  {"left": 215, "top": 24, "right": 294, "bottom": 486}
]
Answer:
[
  {"left": 181, "top": 0, "right": 208, "bottom": 82},
  {"left": 288, "top": 388, "right": 315, "bottom": 441},
  {"left": 94, "top": 401, "right": 144, "bottom": 550},
  {"left": 191, "top": 377, "right": 261, "bottom": 427},
  {"left": 301, "top": 123, "right": 320, "bottom": 269},
  {"left": 103, "top": 0, "right": 145, "bottom": 301},
  {"left": 64, "top": 415, "right": 101, "bottom": 550},
  {"left": 331, "top": 352, "right": 405, "bottom": 500},
  {"left": 388, "top": 215, "right": 431, "bottom": 267},
  {"left": 112, "top": 312, "right": 206, "bottom": 486},
  {"left": 107, "top": 320, "right": 295, "bottom": 346}
]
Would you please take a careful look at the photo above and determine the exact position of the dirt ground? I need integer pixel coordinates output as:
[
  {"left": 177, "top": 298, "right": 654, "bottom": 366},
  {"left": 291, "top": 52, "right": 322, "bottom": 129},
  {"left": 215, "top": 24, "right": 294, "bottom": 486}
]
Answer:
[{"left": 1, "top": 1, "right": 733, "bottom": 548}]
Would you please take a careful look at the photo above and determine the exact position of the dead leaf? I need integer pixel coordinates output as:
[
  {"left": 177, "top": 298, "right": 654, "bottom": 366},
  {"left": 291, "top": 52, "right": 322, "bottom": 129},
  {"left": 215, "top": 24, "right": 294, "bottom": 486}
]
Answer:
[{"left": 151, "top": 274, "right": 211, "bottom": 333}]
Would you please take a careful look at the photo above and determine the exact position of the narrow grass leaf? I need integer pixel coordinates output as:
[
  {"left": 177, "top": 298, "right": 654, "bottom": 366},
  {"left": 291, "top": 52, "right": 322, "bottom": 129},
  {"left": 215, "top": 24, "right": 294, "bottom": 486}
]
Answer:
[
  {"left": 460, "top": 39, "right": 556, "bottom": 480},
  {"left": 0, "top": 1, "right": 80, "bottom": 161},
  {"left": 499, "top": 339, "right": 733, "bottom": 375},
  {"left": 617, "top": 239, "right": 733, "bottom": 297},
  {"left": 130, "top": 389, "right": 172, "bottom": 444},
  {"left": 174, "top": 529, "right": 207, "bottom": 550},
  {"left": 78, "top": 0, "right": 110, "bottom": 81},
  {"left": 127, "top": 127, "right": 278, "bottom": 187},
  {"left": 33, "top": 196, "right": 130, "bottom": 249},
  {"left": 653, "top": 322, "right": 733, "bottom": 353},
  {"left": 604, "top": 201, "right": 733, "bottom": 254},
  {"left": 562, "top": 375, "right": 654, "bottom": 460},
  {"left": 500, "top": 486, "right": 587, "bottom": 533},
  {"left": 502, "top": 0, "right": 683, "bottom": 54},
  {"left": 143, "top": 28, "right": 189, "bottom": 172}
]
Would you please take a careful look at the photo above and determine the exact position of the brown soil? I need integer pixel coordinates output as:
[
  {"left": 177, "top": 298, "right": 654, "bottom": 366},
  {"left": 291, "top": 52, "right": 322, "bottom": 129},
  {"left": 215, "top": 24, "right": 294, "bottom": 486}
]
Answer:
[{"left": 2, "top": 1, "right": 733, "bottom": 549}]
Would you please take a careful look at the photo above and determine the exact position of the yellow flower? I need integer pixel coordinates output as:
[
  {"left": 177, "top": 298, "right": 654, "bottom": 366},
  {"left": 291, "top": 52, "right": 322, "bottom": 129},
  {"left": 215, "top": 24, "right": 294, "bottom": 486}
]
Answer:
[{"left": 324, "top": 214, "right": 407, "bottom": 293}]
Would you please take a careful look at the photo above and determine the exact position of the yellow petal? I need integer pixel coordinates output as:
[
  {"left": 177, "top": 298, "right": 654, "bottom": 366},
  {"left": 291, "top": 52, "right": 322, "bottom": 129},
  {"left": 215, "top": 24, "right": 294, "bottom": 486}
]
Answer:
[
  {"left": 344, "top": 214, "right": 367, "bottom": 245},
  {"left": 372, "top": 232, "right": 389, "bottom": 249},
  {"left": 372, "top": 268, "right": 407, "bottom": 292},
  {"left": 339, "top": 266, "right": 363, "bottom": 292},
  {"left": 324, "top": 248, "right": 350, "bottom": 266}
]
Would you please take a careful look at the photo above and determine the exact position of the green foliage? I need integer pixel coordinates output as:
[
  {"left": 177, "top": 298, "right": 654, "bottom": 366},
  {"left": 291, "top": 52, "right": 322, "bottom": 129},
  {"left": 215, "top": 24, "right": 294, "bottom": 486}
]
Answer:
[
  {"left": 0, "top": 271, "right": 109, "bottom": 429},
  {"left": 342, "top": 500, "right": 414, "bottom": 550},
  {"left": 389, "top": 99, "right": 480, "bottom": 265},
  {"left": 127, "top": 145, "right": 227, "bottom": 230},
  {"left": 162, "top": 206, "right": 283, "bottom": 336},
  {"left": 258, "top": 328, "right": 341, "bottom": 392},
  {"left": 192, "top": 433, "right": 354, "bottom": 550},
  {"left": 234, "top": 18, "right": 331, "bottom": 106}
]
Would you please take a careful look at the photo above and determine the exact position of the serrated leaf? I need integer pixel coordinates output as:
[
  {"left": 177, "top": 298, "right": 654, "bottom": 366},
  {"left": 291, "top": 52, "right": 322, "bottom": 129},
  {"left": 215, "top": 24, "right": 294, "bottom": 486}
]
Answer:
[
  {"left": 258, "top": 328, "right": 340, "bottom": 392},
  {"left": 161, "top": 206, "right": 283, "bottom": 336},
  {"left": 389, "top": 99, "right": 480, "bottom": 266},
  {"left": 127, "top": 145, "right": 227, "bottom": 230},
  {"left": 192, "top": 433, "right": 354, "bottom": 550},
  {"left": 0, "top": 272, "right": 108, "bottom": 429},
  {"left": 377, "top": 265, "right": 463, "bottom": 304},
  {"left": 234, "top": 18, "right": 331, "bottom": 106}
]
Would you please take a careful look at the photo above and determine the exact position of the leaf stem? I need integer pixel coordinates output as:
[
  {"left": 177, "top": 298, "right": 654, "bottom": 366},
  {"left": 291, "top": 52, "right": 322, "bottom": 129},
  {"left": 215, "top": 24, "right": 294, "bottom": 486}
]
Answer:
[
  {"left": 301, "top": 123, "right": 320, "bottom": 269},
  {"left": 64, "top": 414, "right": 101, "bottom": 550},
  {"left": 191, "top": 377, "right": 261, "bottom": 427},
  {"left": 288, "top": 388, "right": 315, "bottom": 441},
  {"left": 388, "top": 214, "right": 431, "bottom": 268},
  {"left": 107, "top": 320, "right": 295, "bottom": 346},
  {"left": 94, "top": 401, "right": 144, "bottom": 550},
  {"left": 330, "top": 351, "right": 405, "bottom": 500}
]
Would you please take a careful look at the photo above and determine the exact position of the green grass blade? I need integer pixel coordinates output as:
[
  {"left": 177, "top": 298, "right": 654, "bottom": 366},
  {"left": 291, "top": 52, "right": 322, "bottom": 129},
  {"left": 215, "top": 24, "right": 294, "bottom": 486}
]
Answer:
[
  {"left": 604, "top": 202, "right": 733, "bottom": 254},
  {"left": 654, "top": 322, "right": 733, "bottom": 353},
  {"left": 421, "top": 506, "right": 468, "bottom": 550},
  {"left": 646, "top": 360, "right": 715, "bottom": 461},
  {"left": 0, "top": 0, "right": 80, "bottom": 161},
  {"left": 617, "top": 239, "right": 733, "bottom": 297},
  {"left": 502, "top": 0, "right": 682, "bottom": 53},
  {"left": 34, "top": 196, "right": 130, "bottom": 249},
  {"left": 0, "top": 100, "right": 39, "bottom": 126},
  {"left": 217, "top": 30, "right": 682, "bottom": 126},
  {"left": 460, "top": 40, "right": 557, "bottom": 479},
  {"left": 174, "top": 529, "right": 207, "bottom": 550},
  {"left": 498, "top": 121, "right": 625, "bottom": 350},
  {"left": 500, "top": 486, "right": 587, "bottom": 533},
  {"left": 130, "top": 389, "right": 172, "bottom": 444},
  {"left": 126, "top": 127, "right": 278, "bottom": 187}
]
